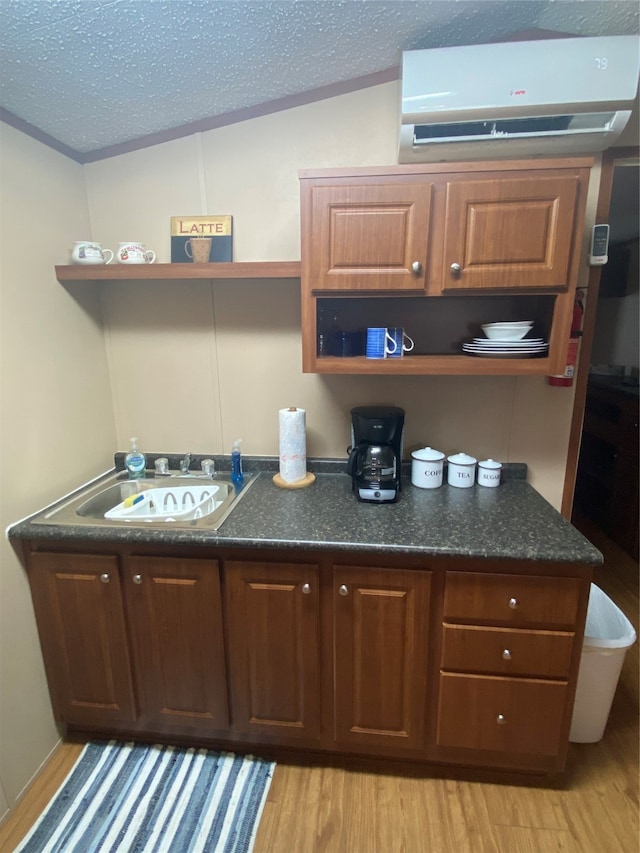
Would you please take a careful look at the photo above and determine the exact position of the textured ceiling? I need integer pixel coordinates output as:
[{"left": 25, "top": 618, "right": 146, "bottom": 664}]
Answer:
[{"left": 0, "top": 0, "right": 638, "bottom": 160}]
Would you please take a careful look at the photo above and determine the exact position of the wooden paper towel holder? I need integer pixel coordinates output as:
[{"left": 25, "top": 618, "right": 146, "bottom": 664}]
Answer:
[{"left": 272, "top": 471, "right": 316, "bottom": 489}]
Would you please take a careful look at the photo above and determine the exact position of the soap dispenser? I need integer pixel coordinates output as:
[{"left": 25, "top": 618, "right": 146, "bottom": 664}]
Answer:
[
  {"left": 125, "top": 437, "right": 146, "bottom": 479},
  {"left": 231, "top": 439, "right": 244, "bottom": 487}
]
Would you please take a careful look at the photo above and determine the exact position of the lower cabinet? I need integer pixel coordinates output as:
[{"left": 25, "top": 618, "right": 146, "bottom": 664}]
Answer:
[
  {"left": 28, "top": 552, "right": 136, "bottom": 729},
  {"left": 332, "top": 565, "right": 431, "bottom": 752},
  {"left": 435, "top": 571, "right": 583, "bottom": 770},
  {"left": 23, "top": 545, "right": 591, "bottom": 777},
  {"left": 124, "top": 555, "right": 229, "bottom": 733},
  {"left": 27, "top": 551, "right": 229, "bottom": 735},
  {"left": 224, "top": 559, "right": 322, "bottom": 744}
]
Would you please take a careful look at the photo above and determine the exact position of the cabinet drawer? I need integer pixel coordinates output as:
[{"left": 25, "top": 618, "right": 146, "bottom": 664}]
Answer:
[
  {"left": 436, "top": 673, "right": 567, "bottom": 756},
  {"left": 443, "top": 572, "right": 581, "bottom": 628},
  {"left": 441, "top": 624, "right": 574, "bottom": 678}
]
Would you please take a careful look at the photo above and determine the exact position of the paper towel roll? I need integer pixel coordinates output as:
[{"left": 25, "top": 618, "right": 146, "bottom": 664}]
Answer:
[{"left": 279, "top": 407, "right": 307, "bottom": 483}]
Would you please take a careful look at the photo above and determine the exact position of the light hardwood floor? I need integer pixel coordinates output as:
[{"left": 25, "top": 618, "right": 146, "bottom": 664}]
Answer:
[{"left": 1, "top": 520, "right": 637, "bottom": 853}]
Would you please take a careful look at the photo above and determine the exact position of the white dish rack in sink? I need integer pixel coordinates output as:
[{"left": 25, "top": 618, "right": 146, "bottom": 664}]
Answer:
[{"left": 104, "top": 485, "right": 224, "bottom": 522}]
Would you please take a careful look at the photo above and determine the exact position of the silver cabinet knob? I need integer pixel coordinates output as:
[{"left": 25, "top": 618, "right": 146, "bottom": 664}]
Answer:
[
  {"left": 99, "top": 573, "right": 110, "bottom": 584},
  {"left": 132, "top": 574, "right": 142, "bottom": 585},
  {"left": 339, "top": 584, "right": 349, "bottom": 596},
  {"left": 502, "top": 649, "right": 512, "bottom": 660},
  {"left": 508, "top": 597, "right": 519, "bottom": 609},
  {"left": 450, "top": 262, "right": 461, "bottom": 273},
  {"left": 411, "top": 261, "right": 422, "bottom": 274},
  {"left": 302, "top": 583, "right": 311, "bottom": 595},
  {"left": 496, "top": 714, "right": 506, "bottom": 725}
]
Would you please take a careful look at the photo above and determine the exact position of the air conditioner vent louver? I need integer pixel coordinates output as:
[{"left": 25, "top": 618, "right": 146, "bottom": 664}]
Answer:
[{"left": 413, "top": 113, "right": 616, "bottom": 144}]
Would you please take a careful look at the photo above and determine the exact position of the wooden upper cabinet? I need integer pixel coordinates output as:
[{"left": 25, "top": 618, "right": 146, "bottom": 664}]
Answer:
[
  {"left": 302, "top": 182, "right": 432, "bottom": 292},
  {"left": 27, "top": 552, "right": 136, "bottom": 727},
  {"left": 441, "top": 175, "right": 580, "bottom": 291}
]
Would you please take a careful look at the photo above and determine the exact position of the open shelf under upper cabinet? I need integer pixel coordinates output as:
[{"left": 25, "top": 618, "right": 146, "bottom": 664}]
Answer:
[{"left": 55, "top": 261, "right": 301, "bottom": 282}]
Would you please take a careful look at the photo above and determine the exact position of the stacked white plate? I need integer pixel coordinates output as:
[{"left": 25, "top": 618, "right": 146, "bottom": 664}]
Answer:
[{"left": 462, "top": 337, "right": 549, "bottom": 358}]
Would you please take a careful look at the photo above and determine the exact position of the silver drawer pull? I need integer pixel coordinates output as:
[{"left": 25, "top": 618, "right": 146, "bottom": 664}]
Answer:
[
  {"left": 450, "top": 262, "right": 461, "bottom": 274},
  {"left": 502, "top": 649, "right": 512, "bottom": 660},
  {"left": 133, "top": 574, "right": 142, "bottom": 585},
  {"left": 496, "top": 714, "right": 506, "bottom": 725},
  {"left": 302, "top": 583, "right": 311, "bottom": 595},
  {"left": 508, "top": 597, "right": 519, "bottom": 609},
  {"left": 411, "top": 261, "right": 422, "bottom": 274},
  {"left": 339, "top": 584, "right": 349, "bottom": 597},
  {"left": 99, "top": 573, "right": 110, "bottom": 584}
]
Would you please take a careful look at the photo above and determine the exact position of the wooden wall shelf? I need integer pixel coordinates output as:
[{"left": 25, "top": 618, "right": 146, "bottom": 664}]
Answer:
[{"left": 55, "top": 261, "right": 301, "bottom": 282}]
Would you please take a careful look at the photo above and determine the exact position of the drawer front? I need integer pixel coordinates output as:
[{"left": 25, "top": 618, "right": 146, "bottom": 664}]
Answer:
[
  {"left": 436, "top": 673, "right": 567, "bottom": 756},
  {"left": 443, "top": 572, "right": 581, "bottom": 628},
  {"left": 441, "top": 624, "right": 575, "bottom": 679}
]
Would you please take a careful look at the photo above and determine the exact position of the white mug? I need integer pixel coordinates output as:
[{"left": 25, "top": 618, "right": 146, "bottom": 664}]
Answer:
[
  {"left": 70, "top": 241, "right": 113, "bottom": 265},
  {"left": 117, "top": 242, "right": 156, "bottom": 264}
]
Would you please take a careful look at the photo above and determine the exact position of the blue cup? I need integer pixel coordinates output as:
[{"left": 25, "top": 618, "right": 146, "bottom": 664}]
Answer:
[
  {"left": 334, "top": 330, "right": 364, "bottom": 357},
  {"left": 366, "top": 327, "right": 397, "bottom": 359},
  {"left": 387, "top": 327, "right": 415, "bottom": 358}
]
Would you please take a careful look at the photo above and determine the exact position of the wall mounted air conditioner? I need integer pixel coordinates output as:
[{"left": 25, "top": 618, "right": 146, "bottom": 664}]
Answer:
[{"left": 399, "top": 36, "right": 640, "bottom": 163}]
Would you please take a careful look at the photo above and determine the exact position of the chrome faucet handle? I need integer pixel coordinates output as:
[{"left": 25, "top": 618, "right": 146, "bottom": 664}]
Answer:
[
  {"left": 201, "top": 458, "right": 215, "bottom": 477},
  {"left": 180, "top": 453, "right": 192, "bottom": 474},
  {"left": 154, "top": 457, "right": 169, "bottom": 476}
]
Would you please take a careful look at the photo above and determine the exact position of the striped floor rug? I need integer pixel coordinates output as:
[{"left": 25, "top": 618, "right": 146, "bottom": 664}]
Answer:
[{"left": 16, "top": 741, "right": 275, "bottom": 853}]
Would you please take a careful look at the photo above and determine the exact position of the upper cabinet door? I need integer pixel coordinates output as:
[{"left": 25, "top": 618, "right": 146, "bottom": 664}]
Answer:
[
  {"left": 442, "top": 175, "right": 580, "bottom": 291},
  {"left": 303, "top": 183, "right": 433, "bottom": 292}
]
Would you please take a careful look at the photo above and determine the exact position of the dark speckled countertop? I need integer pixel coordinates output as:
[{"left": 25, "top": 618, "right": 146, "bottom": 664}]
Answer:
[{"left": 8, "top": 456, "right": 603, "bottom": 565}]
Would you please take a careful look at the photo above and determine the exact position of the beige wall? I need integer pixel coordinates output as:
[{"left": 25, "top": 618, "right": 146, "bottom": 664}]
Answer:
[
  {"left": 0, "top": 125, "right": 117, "bottom": 813},
  {"left": 85, "top": 81, "right": 593, "bottom": 503},
  {"left": 0, "top": 81, "right": 601, "bottom": 815}
]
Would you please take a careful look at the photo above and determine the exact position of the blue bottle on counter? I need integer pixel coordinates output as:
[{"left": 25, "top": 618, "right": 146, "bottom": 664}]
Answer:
[{"left": 231, "top": 439, "right": 244, "bottom": 487}]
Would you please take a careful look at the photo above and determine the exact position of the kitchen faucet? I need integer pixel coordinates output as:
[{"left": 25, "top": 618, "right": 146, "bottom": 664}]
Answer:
[{"left": 180, "top": 453, "right": 192, "bottom": 474}]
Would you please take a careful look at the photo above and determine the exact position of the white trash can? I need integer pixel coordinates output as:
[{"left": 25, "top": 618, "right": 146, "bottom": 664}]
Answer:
[{"left": 569, "top": 583, "right": 637, "bottom": 743}]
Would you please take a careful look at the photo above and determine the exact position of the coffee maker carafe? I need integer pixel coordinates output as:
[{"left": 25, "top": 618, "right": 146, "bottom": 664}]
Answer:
[{"left": 347, "top": 406, "right": 405, "bottom": 503}]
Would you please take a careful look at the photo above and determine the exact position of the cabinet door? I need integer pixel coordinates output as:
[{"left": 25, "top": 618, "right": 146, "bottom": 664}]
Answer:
[
  {"left": 333, "top": 566, "right": 431, "bottom": 751},
  {"left": 28, "top": 552, "right": 136, "bottom": 727},
  {"left": 225, "top": 560, "right": 321, "bottom": 743},
  {"left": 303, "top": 183, "right": 432, "bottom": 292},
  {"left": 442, "top": 175, "right": 579, "bottom": 290},
  {"left": 125, "top": 556, "right": 229, "bottom": 733}
]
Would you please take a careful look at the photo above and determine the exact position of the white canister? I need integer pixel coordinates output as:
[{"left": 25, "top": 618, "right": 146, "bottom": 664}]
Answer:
[
  {"left": 478, "top": 458, "right": 502, "bottom": 487},
  {"left": 411, "top": 447, "right": 445, "bottom": 489},
  {"left": 447, "top": 452, "right": 477, "bottom": 488}
]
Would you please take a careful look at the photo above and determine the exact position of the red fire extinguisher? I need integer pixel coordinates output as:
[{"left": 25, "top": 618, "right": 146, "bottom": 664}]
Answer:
[{"left": 548, "top": 289, "right": 585, "bottom": 387}]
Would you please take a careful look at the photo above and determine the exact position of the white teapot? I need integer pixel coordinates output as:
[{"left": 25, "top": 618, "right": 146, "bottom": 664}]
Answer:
[{"left": 70, "top": 241, "right": 114, "bottom": 265}]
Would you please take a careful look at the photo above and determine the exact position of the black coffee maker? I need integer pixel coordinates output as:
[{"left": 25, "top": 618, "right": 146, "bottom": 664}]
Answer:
[{"left": 346, "top": 406, "right": 405, "bottom": 503}]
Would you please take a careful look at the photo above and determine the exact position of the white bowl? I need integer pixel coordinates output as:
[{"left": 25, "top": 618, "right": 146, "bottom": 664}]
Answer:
[{"left": 481, "top": 322, "right": 533, "bottom": 341}]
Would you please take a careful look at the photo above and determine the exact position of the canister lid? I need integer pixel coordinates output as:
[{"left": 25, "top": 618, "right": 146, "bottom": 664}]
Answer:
[
  {"left": 447, "top": 452, "right": 477, "bottom": 465},
  {"left": 478, "top": 458, "right": 502, "bottom": 469},
  {"left": 412, "top": 446, "right": 445, "bottom": 461}
]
